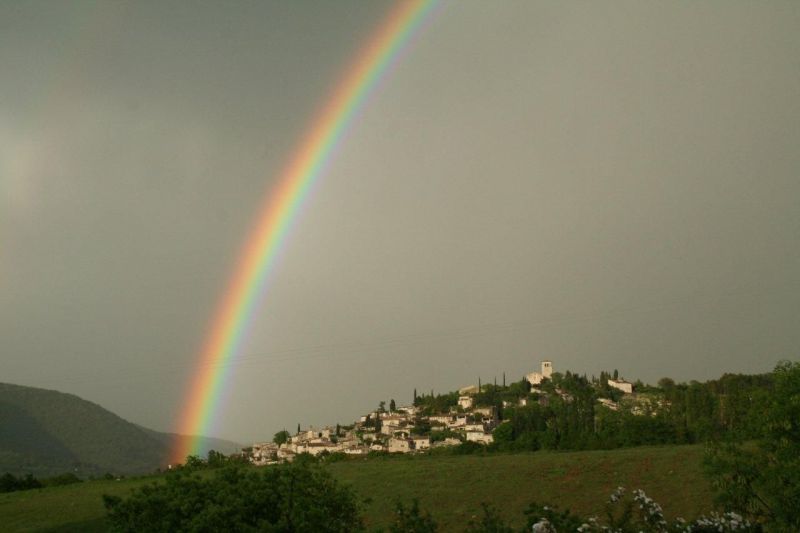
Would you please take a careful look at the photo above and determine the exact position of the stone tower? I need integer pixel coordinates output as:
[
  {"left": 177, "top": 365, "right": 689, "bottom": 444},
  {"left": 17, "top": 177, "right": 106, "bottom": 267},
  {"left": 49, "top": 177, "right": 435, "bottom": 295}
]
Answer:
[{"left": 542, "top": 360, "right": 553, "bottom": 379}]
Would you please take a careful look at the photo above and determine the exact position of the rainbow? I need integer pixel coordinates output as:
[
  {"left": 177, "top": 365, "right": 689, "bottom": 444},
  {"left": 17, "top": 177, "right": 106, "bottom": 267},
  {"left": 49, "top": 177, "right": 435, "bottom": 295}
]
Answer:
[{"left": 172, "top": 0, "right": 437, "bottom": 463}]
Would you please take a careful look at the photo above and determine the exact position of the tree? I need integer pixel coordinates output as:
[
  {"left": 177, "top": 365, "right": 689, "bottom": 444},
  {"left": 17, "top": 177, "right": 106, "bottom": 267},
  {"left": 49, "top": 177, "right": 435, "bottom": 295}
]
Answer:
[
  {"left": 379, "top": 400, "right": 387, "bottom": 413},
  {"left": 104, "top": 462, "right": 363, "bottom": 532},
  {"left": 706, "top": 360, "right": 800, "bottom": 530},
  {"left": 274, "top": 430, "right": 291, "bottom": 446},
  {"left": 492, "top": 422, "right": 514, "bottom": 446},
  {"left": 658, "top": 377, "right": 675, "bottom": 390},
  {"left": 183, "top": 455, "right": 205, "bottom": 470},
  {"left": 0, "top": 473, "right": 41, "bottom": 493},
  {"left": 390, "top": 399, "right": 397, "bottom": 412},
  {"left": 206, "top": 450, "right": 226, "bottom": 468}
]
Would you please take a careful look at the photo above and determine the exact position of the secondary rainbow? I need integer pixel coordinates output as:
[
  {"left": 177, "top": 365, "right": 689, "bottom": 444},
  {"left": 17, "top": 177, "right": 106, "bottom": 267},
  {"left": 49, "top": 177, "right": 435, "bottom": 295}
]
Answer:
[{"left": 171, "top": 0, "right": 437, "bottom": 463}]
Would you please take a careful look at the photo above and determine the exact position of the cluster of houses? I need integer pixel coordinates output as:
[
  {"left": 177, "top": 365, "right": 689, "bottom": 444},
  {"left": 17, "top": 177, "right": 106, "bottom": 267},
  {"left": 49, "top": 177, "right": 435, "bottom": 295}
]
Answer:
[
  {"left": 250, "top": 400, "right": 498, "bottom": 465},
  {"left": 249, "top": 360, "right": 641, "bottom": 465}
]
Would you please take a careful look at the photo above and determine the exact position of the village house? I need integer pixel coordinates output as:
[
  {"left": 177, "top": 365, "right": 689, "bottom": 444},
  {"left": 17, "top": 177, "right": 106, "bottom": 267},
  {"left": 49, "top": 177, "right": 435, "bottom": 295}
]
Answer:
[
  {"left": 411, "top": 435, "right": 431, "bottom": 450},
  {"left": 380, "top": 414, "right": 408, "bottom": 435},
  {"left": 428, "top": 414, "right": 453, "bottom": 425},
  {"left": 295, "top": 442, "right": 339, "bottom": 456},
  {"left": 250, "top": 442, "right": 279, "bottom": 465},
  {"left": 458, "top": 395, "right": 473, "bottom": 409},
  {"left": 608, "top": 378, "right": 633, "bottom": 394},
  {"left": 466, "top": 431, "right": 494, "bottom": 445},
  {"left": 388, "top": 437, "right": 411, "bottom": 453},
  {"left": 387, "top": 435, "right": 432, "bottom": 454},
  {"left": 459, "top": 384, "right": 480, "bottom": 395},
  {"left": 446, "top": 414, "right": 468, "bottom": 428},
  {"left": 472, "top": 406, "right": 497, "bottom": 420}
]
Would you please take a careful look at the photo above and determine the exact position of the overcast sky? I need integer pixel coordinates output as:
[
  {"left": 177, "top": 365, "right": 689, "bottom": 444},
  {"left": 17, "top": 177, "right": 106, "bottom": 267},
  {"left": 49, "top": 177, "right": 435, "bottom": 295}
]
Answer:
[{"left": 2, "top": 1, "right": 799, "bottom": 444}]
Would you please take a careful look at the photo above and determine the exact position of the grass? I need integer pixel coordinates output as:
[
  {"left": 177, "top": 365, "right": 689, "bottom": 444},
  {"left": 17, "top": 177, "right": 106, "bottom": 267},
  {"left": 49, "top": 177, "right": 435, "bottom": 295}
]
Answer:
[
  {"left": 0, "top": 477, "right": 152, "bottom": 532},
  {"left": 0, "top": 444, "right": 714, "bottom": 532},
  {"left": 330, "top": 445, "right": 714, "bottom": 531}
]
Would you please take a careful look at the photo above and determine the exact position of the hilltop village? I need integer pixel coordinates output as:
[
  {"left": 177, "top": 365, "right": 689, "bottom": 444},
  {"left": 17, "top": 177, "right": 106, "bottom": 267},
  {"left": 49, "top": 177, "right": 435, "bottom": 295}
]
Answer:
[{"left": 249, "top": 360, "right": 640, "bottom": 464}]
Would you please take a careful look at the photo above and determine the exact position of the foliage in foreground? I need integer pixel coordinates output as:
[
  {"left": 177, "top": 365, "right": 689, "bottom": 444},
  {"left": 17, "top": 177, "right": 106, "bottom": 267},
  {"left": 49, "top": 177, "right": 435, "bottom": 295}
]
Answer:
[
  {"left": 103, "top": 460, "right": 363, "bottom": 532},
  {"left": 389, "top": 488, "right": 755, "bottom": 532},
  {"left": 705, "top": 360, "right": 800, "bottom": 531}
]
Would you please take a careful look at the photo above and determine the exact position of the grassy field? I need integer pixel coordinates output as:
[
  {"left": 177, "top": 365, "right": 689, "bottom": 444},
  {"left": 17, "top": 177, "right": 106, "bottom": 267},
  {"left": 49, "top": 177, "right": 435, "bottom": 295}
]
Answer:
[
  {"left": 0, "top": 445, "right": 714, "bottom": 532},
  {"left": 0, "top": 476, "right": 151, "bottom": 532}
]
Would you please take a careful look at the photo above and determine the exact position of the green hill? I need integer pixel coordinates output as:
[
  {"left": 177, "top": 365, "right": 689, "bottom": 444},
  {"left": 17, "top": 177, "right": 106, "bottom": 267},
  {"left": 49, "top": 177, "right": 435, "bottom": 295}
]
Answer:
[
  {"left": 0, "top": 445, "right": 713, "bottom": 532},
  {"left": 0, "top": 383, "right": 241, "bottom": 477}
]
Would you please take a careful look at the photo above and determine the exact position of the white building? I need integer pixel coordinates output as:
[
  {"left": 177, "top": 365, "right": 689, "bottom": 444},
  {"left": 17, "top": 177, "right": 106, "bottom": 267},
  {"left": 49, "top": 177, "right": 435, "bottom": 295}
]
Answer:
[
  {"left": 472, "top": 406, "right": 496, "bottom": 419},
  {"left": 380, "top": 415, "right": 407, "bottom": 435},
  {"left": 608, "top": 379, "right": 633, "bottom": 394},
  {"left": 388, "top": 438, "right": 411, "bottom": 453},
  {"left": 429, "top": 414, "right": 453, "bottom": 425},
  {"left": 526, "top": 360, "right": 553, "bottom": 386},
  {"left": 459, "top": 384, "right": 480, "bottom": 395},
  {"left": 466, "top": 431, "right": 494, "bottom": 445},
  {"left": 411, "top": 436, "right": 431, "bottom": 450},
  {"left": 458, "top": 395, "right": 474, "bottom": 409},
  {"left": 447, "top": 414, "right": 468, "bottom": 428}
]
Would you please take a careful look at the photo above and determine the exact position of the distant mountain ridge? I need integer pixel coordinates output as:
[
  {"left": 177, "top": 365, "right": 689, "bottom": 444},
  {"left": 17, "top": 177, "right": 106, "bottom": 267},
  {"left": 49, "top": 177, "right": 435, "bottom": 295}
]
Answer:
[{"left": 0, "top": 382, "right": 242, "bottom": 477}]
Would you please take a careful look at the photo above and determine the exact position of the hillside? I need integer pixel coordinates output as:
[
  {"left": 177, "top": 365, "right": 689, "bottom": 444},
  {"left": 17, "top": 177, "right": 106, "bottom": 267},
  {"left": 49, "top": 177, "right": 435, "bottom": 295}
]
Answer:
[
  {"left": 0, "top": 445, "right": 713, "bottom": 532},
  {"left": 0, "top": 383, "right": 241, "bottom": 477},
  {"left": 330, "top": 446, "right": 713, "bottom": 531}
]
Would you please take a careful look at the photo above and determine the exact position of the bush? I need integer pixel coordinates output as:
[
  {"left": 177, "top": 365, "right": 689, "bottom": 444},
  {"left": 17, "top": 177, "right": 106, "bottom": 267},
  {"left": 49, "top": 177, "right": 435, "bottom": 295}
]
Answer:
[
  {"left": 705, "top": 360, "right": 800, "bottom": 530},
  {"left": 103, "top": 462, "right": 363, "bottom": 532},
  {"left": 393, "top": 488, "right": 758, "bottom": 532},
  {"left": 0, "top": 472, "right": 41, "bottom": 493}
]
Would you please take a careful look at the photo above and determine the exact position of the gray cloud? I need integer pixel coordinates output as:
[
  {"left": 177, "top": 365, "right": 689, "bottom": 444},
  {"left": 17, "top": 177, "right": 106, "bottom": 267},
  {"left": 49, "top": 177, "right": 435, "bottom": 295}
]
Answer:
[{"left": 1, "top": 1, "right": 798, "bottom": 443}]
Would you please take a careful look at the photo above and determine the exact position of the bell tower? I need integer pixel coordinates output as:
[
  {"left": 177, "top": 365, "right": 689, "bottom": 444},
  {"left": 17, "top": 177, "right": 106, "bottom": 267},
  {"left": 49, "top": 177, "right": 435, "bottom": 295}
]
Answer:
[{"left": 542, "top": 360, "right": 553, "bottom": 379}]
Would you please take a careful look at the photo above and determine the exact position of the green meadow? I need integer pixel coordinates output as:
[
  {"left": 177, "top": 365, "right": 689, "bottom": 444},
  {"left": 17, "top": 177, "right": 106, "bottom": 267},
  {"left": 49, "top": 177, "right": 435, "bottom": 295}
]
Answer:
[{"left": 0, "top": 445, "right": 714, "bottom": 532}]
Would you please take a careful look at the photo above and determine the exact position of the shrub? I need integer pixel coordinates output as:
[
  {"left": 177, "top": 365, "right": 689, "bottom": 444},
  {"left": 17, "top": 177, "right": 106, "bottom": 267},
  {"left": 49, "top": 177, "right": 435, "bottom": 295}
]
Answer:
[{"left": 103, "top": 462, "right": 363, "bottom": 532}]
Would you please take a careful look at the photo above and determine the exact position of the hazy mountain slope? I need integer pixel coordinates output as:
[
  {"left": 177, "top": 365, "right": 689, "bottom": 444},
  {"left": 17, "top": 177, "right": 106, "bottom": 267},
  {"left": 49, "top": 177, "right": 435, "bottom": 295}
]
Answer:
[
  {"left": 142, "top": 427, "right": 244, "bottom": 458},
  {"left": 0, "top": 383, "right": 241, "bottom": 477}
]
